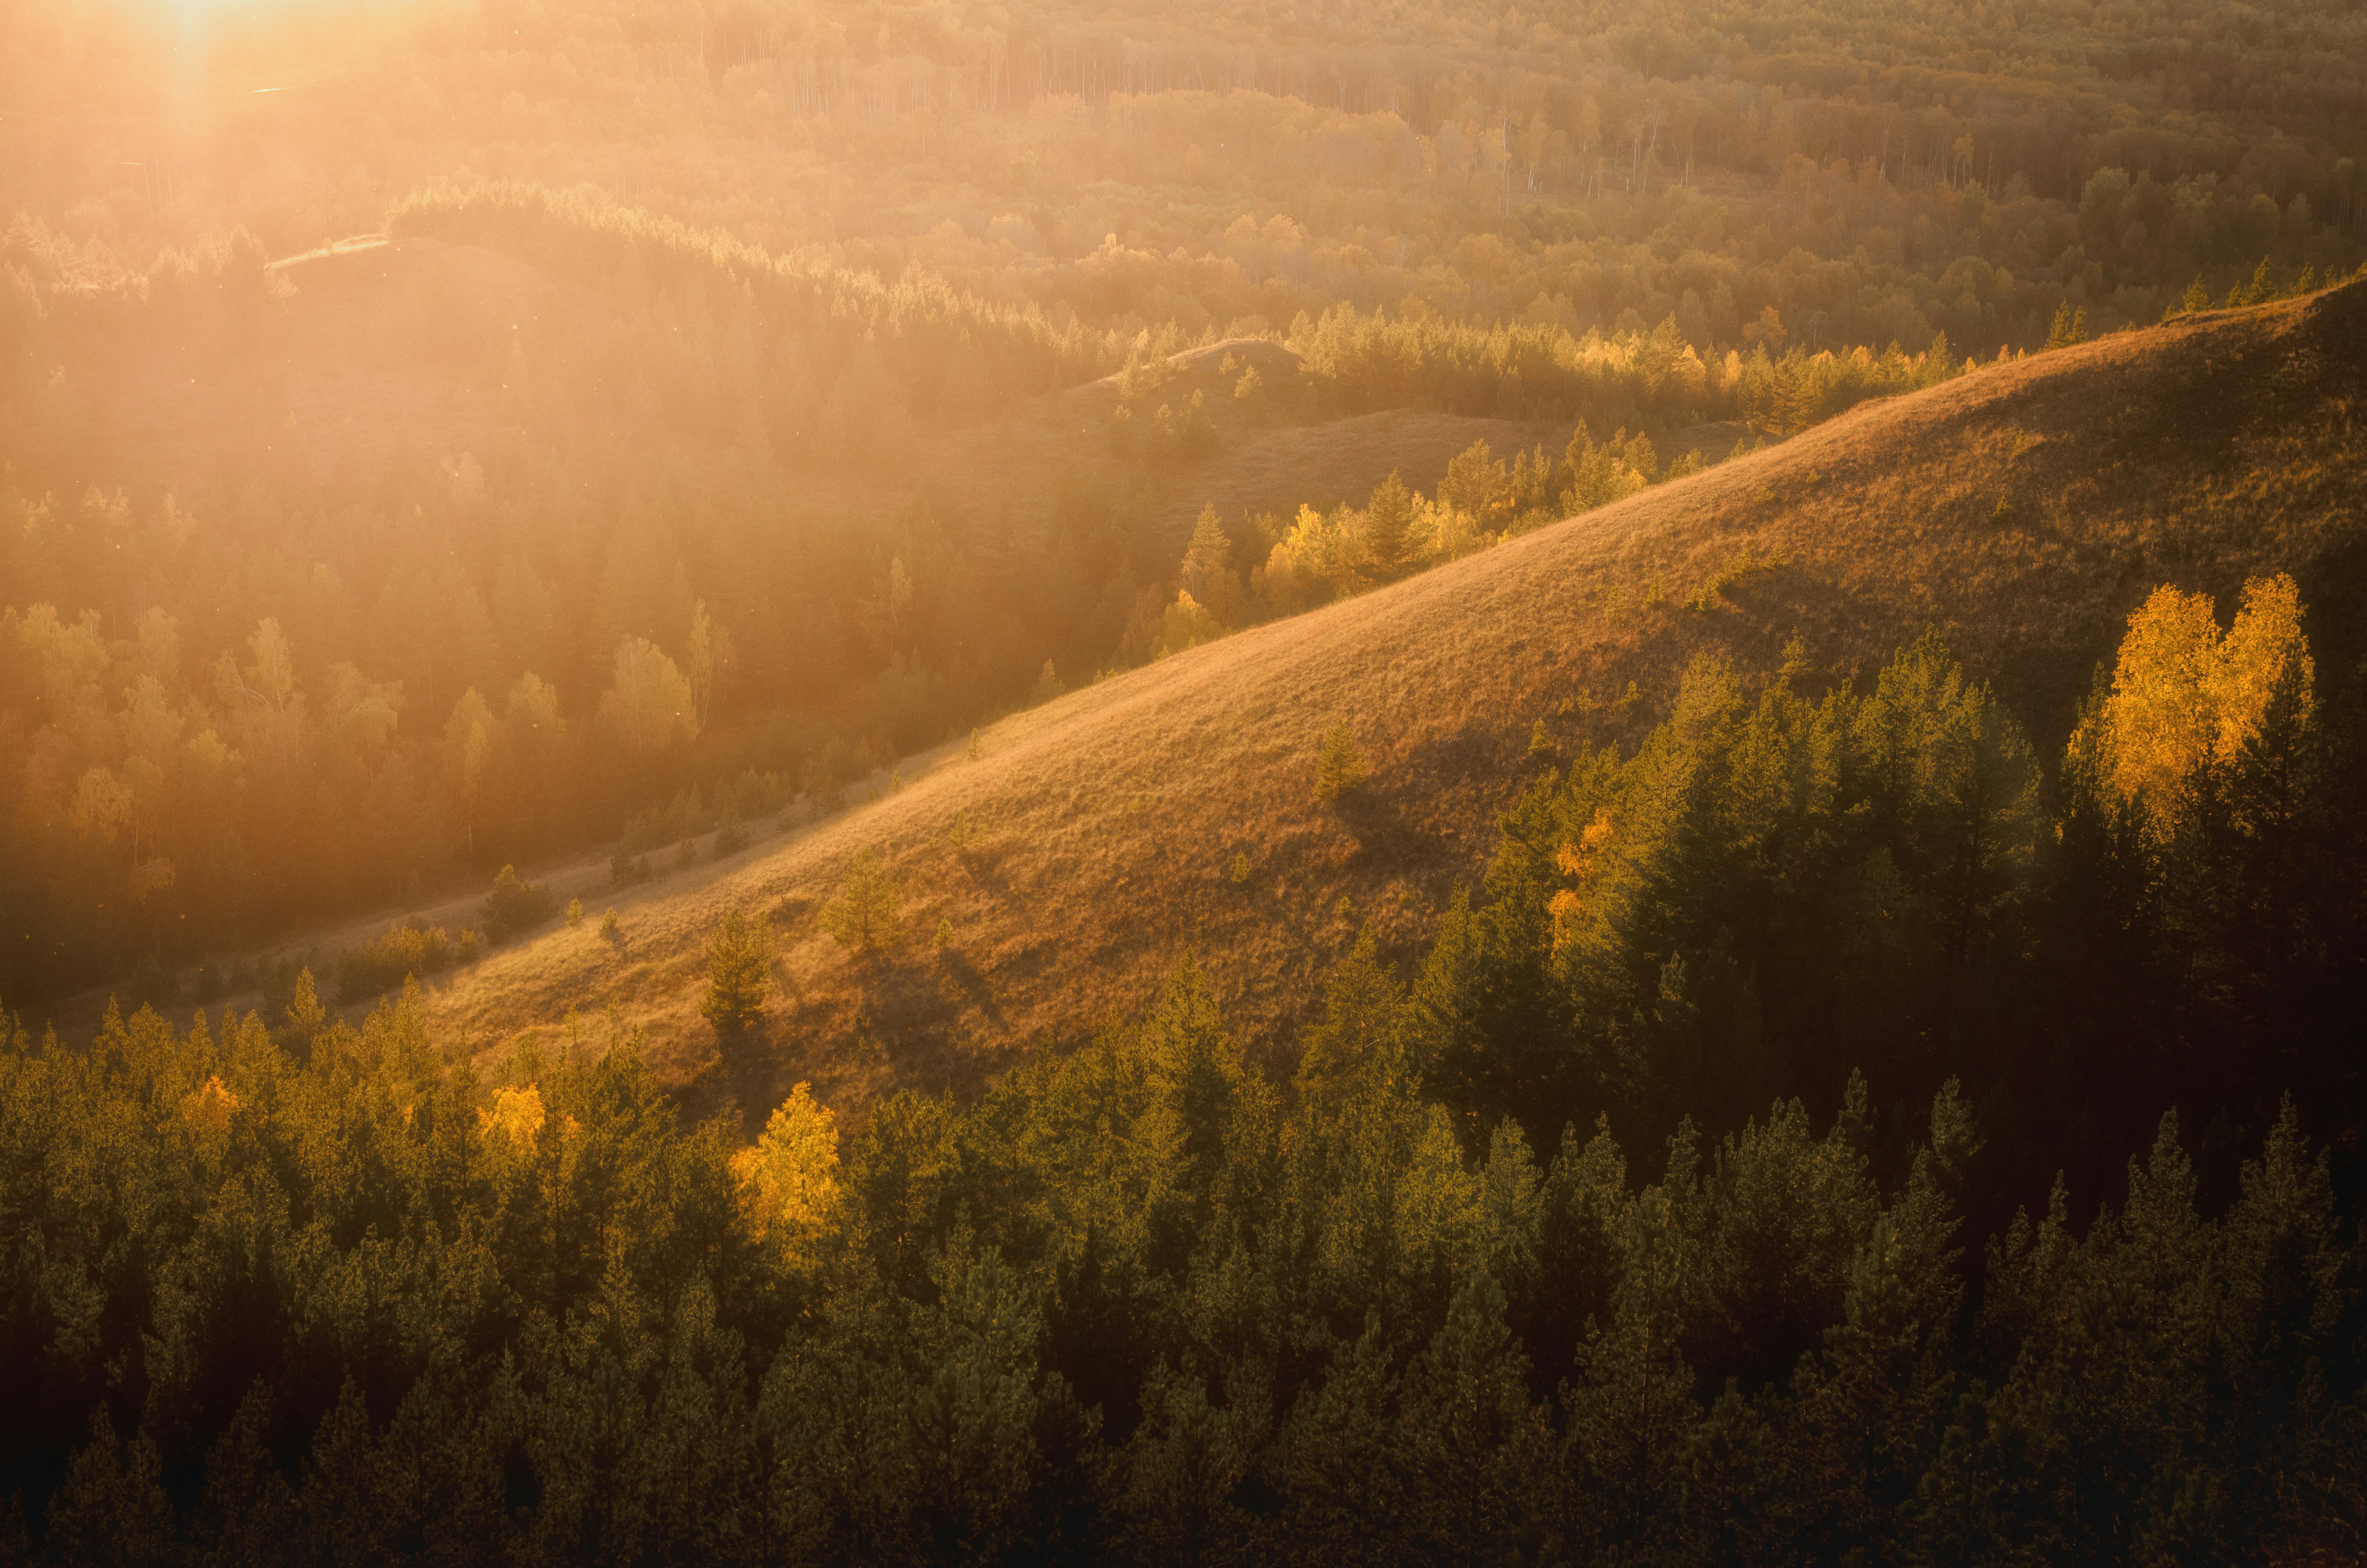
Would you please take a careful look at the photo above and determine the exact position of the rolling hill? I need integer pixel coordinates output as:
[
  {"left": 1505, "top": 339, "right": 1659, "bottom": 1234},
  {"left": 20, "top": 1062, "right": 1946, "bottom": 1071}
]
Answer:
[
  {"left": 80, "top": 277, "right": 2367, "bottom": 1137},
  {"left": 65, "top": 234, "right": 1579, "bottom": 551}
]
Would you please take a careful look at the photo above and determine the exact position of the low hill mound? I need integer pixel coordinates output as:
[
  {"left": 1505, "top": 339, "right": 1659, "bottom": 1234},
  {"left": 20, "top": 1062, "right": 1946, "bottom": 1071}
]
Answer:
[
  {"left": 1139, "top": 409, "right": 1759, "bottom": 547},
  {"left": 71, "top": 233, "right": 1577, "bottom": 558},
  {"left": 82, "top": 236, "right": 574, "bottom": 489},
  {"left": 375, "top": 281, "right": 2367, "bottom": 1131}
]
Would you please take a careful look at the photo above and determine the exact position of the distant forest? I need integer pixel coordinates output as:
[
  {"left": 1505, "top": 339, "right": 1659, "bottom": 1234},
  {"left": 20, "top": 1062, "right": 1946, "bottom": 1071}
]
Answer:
[
  {"left": 5, "top": 0, "right": 2365, "bottom": 993},
  {"left": 3, "top": 583, "right": 2361, "bottom": 1565}
]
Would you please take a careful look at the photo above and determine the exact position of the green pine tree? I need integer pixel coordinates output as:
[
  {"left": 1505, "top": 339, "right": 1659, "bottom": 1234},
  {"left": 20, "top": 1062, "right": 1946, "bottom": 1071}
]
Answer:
[
  {"left": 1364, "top": 470, "right": 1415, "bottom": 574},
  {"left": 1183, "top": 503, "right": 1233, "bottom": 594},
  {"left": 1780, "top": 363, "right": 1823, "bottom": 437},
  {"left": 1313, "top": 722, "right": 1368, "bottom": 803},
  {"left": 483, "top": 863, "right": 555, "bottom": 937},
  {"left": 2227, "top": 256, "right": 2274, "bottom": 307},
  {"left": 821, "top": 848, "right": 903, "bottom": 953},
  {"left": 285, "top": 967, "right": 324, "bottom": 1038},
  {"left": 191, "top": 1384, "right": 300, "bottom": 1567},
  {"left": 2043, "top": 302, "right": 2087, "bottom": 349},
  {"left": 41, "top": 1409, "right": 175, "bottom": 1568},
  {"left": 1397, "top": 1271, "right": 1552, "bottom": 1559},
  {"left": 700, "top": 906, "right": 773, "bottom": 1036}
]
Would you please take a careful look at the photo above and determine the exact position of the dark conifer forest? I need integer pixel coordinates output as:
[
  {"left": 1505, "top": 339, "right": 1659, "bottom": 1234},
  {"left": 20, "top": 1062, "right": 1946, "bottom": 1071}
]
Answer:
[
  {"left": 5, "top": 0, "right": 2367, "bottom": 1562},
  {"left": 6, "top": 599, "right": 2365, "bottom": 1564}
]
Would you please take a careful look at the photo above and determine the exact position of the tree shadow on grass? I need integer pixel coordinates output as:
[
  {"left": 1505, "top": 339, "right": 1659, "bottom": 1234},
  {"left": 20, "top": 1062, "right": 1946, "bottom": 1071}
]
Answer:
[
  {"left": 1330, "top": 726, "right": 1509, "bottom": 870},
  {"left": 934, "top": 949, "right": 1008, "bottom": 1033},
  {"left": 946, "top": 844, "right": 1014, "bottom": 899},
  {"left": 855, "top": 944, "right": 1009, "bottom": 1038}
]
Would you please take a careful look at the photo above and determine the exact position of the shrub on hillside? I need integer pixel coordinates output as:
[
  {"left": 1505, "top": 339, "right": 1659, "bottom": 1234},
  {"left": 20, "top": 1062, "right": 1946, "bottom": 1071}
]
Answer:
[
  {"left": 613, "top": 771, "right": 796, "bottom": 872},
  {"left": 481, "top": 865, "right": 556, "bottom": 940},
  {"left": 820, "top": 849, "right": 902, "bottom": 953},
  {"left": 336, "top": 918, "right": 457, "bottom": 1003},
  {"left": 1313, "top": 722, "right": 1368, "bottom": 803},
  {"left": 800, "top": 739, "right": 865, "bottom": 810},
  {"left": 702, "top": 907, "right": 773, "bottom": 1038}
]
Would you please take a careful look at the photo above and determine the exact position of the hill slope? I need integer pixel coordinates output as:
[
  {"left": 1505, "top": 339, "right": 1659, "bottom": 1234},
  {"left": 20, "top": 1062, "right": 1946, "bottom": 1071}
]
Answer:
[{"left": 164, "top": 282, "right": 2367, "bottom": 1129}]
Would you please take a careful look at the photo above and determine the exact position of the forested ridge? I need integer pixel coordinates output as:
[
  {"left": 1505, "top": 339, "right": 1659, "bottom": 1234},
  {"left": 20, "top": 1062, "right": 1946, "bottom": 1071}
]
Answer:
[
  {"left": 8, "top": 0, "right": 2367, "bottom": 999},
  {"left": 3, "top": 584, "right": 2363, "bottom": 1566}
]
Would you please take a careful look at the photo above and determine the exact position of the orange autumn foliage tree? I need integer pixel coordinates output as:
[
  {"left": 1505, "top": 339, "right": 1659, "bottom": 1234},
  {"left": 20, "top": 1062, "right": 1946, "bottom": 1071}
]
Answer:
[
  {"left": 729, "top": 1082, "right": 842, "bottom": 1270},
  {"left": 2087, "top": 573, "right": 2314, "bottom": 814}
]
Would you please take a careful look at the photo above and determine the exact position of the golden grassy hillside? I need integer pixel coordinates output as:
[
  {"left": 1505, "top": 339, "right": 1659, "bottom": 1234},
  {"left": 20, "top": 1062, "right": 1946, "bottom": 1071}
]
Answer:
[
  {"left": 348, "top": 277, "right": 2367, "bottom": 1135},
  {"left": 84, "top": 279, "right": 2367, "bottom": 1140}
]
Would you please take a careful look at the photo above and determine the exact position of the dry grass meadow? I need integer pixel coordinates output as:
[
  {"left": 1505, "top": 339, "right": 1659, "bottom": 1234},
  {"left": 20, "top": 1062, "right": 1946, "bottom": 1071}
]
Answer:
[{"left": 83, "top": 275, "right": 2367, "bottom": 1139}]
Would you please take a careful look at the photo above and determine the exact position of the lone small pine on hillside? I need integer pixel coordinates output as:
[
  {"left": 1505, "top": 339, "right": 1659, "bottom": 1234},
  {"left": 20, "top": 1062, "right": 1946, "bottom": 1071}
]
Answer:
[
  {"left": 821, "top": 848, "right": 903, "bottom": 953},
  {"left": 482, "top": 865, "right": 556, "bottom": 940},
  {"left": 1313, "top": 722, "right": 1367, "bottom": 803},
  {"left": 702, "top": 907, "right": 773, "bottom": 1037}
]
